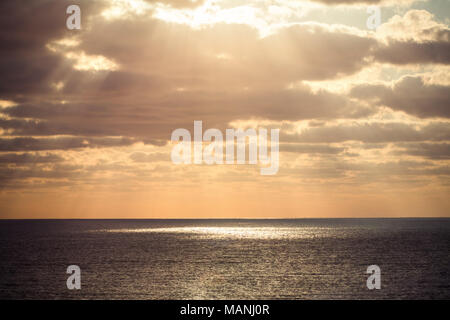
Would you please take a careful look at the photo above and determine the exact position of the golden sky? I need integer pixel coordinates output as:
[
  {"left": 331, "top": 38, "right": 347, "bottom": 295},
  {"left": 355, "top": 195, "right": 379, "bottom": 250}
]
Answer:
[{"left": 0, "top": 0, "right": 449, "bottom": 218}]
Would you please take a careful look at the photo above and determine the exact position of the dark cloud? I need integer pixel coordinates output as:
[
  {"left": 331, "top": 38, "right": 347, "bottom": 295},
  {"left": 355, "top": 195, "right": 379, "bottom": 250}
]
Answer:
[
  {"left": 0, "top": 0, "right": 107, "bottom": 97},
  {"left": 0, "top": 163, "right": 84, "bottom": 188},
  {"left": 374, "top": 40, "right": 450, "bottom": 65},
  {"left": 79, "top": 19, "right": 376, "bottom": 84},
  {"left": 0, "top": 83, "right": 374, "bottom": 140},
  {"left": 0, "top": 152, "right": 63, "bottom": 163},
  {"left": 393, "top": 142, "right": 450, "bottom": 160},
  {"left": 351, "top": 76, "right": 450, "bottom": 118},
  {"left": 0, "top": 11, "right": 380, "bottom": 144},
  {"left": 282, "top": 122, "right": 450, "bottom": 143},
  {"left": 0, "top": 137, "right": 136, "bottom": 151},
  {"left": 280, "top": 143, "right": 345, "bottom": 154}
]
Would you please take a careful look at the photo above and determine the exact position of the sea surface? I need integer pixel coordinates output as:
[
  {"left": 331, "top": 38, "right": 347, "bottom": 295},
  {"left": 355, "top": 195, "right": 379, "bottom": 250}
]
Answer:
[{"left": 0, "top": 219, "right": 449, "bottom": 299}]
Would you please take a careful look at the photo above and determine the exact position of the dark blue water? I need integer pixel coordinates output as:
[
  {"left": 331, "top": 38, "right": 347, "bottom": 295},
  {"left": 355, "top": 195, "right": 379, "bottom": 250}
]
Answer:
[{"left": 0, "top": 219, "right": 449, "bottom": 299}]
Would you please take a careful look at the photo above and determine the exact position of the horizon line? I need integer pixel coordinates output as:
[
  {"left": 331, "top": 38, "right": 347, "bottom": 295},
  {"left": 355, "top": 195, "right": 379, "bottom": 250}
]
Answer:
[{"left": 1, "top": 217, "right": 449, "bottom": 220}]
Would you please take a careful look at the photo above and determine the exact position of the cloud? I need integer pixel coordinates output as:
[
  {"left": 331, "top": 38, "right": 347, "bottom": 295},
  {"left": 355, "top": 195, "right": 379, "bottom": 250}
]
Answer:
[
  {"left": 282, "top": 121, "right": 450, "bottom": 143},
  {"left": 0, "top": 137, "right": 136, "bottom": 151},
  {"left": 130, "top": 151, "right": 169, "bottom": 162},
  {"left": 150, "top": 0, "right": 206, "bottom": 8},
  {"left": 77, "top": 19, "right": 376, "bottom": 84},
  {"left": 392, "top": 142, "right": 450, "bottom": 160},
  {"left": 0, "top": 163, "right": 84, "bottom": 188},
  {"left": 307, "top": 0, "right": 418, "bottom": 5},
  {"left": 0, "top": 8, "right": 380, "bottom": 144},
  {"left": 373, "top": 10, "right": 450, "bottom": 65},
  {"left": 377, "top": 10, "right": 450, "bottom": 42},
  {"left": 280, "top": 143, "right": 345, "bottom": 154},
  {"left": 0, "top": 152, "right": 64, "bottom": 163},
  {"left": 0, "top": 0, "right": 107, "bottom": 97},
  {"left": 374, "top": 40, "right": 450, "bottom": 65},
  {"left": 351, "top": 76, "right": 450, "bottom": 118}
]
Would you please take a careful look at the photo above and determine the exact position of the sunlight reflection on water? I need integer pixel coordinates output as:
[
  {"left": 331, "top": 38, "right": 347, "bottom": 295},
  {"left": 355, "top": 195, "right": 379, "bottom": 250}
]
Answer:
[{"left": 99, "top": 226, "right": 338, "bottom": 239}]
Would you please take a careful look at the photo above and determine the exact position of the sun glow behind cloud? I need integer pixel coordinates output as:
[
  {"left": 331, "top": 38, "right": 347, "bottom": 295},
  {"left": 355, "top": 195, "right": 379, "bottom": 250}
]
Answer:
[
  {"left": 65, "top": 52, "right": 119, "bottom": 71},
  {"left": 101, "top": 0, "right": 152, "bottom": 19},
  {"left": 151, "top": 0, "right": 315, "bottom": 36},
  {"left": 47, "top": 38, "right": 119, "bottom": 71}
]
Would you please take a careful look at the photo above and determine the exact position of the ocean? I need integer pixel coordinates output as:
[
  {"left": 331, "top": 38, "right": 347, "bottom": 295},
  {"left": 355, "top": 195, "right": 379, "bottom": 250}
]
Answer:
[{"left": 0, "top": 219, "right": 449, "bottom": 299}]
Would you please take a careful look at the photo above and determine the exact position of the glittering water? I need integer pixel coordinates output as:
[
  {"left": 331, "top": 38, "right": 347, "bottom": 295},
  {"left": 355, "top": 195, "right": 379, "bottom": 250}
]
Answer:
[{"left": 0, "top": 219, "right": 449, "bottom": 299}]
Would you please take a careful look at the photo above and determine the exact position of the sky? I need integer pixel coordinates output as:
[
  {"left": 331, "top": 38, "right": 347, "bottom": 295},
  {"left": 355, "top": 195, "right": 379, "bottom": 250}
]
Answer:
[{"left": 0, "top": 0, "right": 449, "bottom": 218}]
